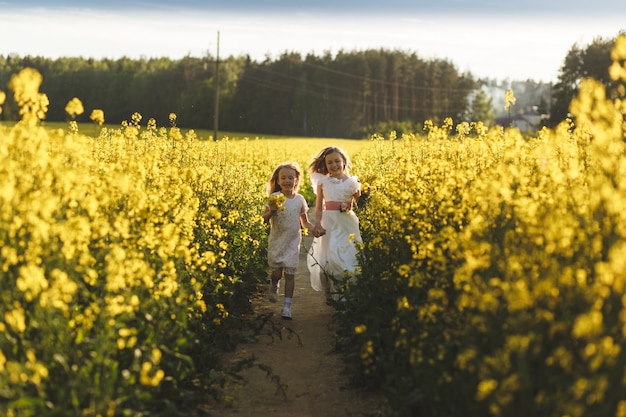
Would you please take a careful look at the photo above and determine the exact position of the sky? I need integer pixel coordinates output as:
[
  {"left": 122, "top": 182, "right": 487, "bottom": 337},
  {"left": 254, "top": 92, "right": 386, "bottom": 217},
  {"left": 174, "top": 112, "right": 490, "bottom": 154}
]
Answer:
[{"left": 2, "top": 1, "right": 625, "bottom": 83}]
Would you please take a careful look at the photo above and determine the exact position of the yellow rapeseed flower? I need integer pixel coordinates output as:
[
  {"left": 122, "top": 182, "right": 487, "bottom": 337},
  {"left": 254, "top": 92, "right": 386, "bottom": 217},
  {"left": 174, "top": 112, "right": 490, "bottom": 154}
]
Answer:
[
  {"left": 105, "top": 294, "right": 135, "bottom": 316},
  {"left": 90, "top": 109, "right": 105, "bottom": 126},
  {"left": 611, "top": 33, "right": 626, "bottom": 62},
  {"left": 25, "top": 349, "right": 49, "bottom": 386},
  {"left": 156, "top": 275, "right": 179, "bottom": 299},
  {"left": 195, "top": 298, "right": 207, "bottom": 313},
  {"left": 8, "top": 67, "right": 41, "bottom": 106},
  {"left": 397, "top": 264, "right": 410, "bottom": 277},
  {"left": 131, "top": 112, "right": 142, "bottom": 125},
  {"left": 267, "top": 193, "right": 286, "bottom": 211},
  {"left": 572, "top": 310, "right": 603, "bottom": 339},
  {"left": 476, "top": 379, "right": 498, "bottom": 401},
  {"left": 139, "top": 361, "right": 165, "bottom": 387},
  {"left": 8, "top": 67, "right": 49, "bottom": 124},
  {"left": 169, "top": 126, "right": 183, "bottom": 141},
  {"left": 65, "top": 97, "right": 84, "bottom": 119},
  {"left": 423, "top": 119, "right": 434, "bottom": 131},
  {"left": 504, "top": 89, "right": 516, "bottom": 110},
  {"left": 4, "top": 303, "right": 26, "bottom": 333},
  {"left": 16, "top": 263, "right": 48, "bottom": 302},
  {"left": 39, "top": 269, "right": 77, "bottom": 315},
  {"left": 397, "top": 296, "right": 410, "bottom": 310},
  {"left": 68, "top": 120, "right": 78, "bottom": 134},
  {"left": 616, "top": 400, "right": 626, "bottom": 417},
  {"left": 151, "top": 348, "right": 162, "bottom": 364}
]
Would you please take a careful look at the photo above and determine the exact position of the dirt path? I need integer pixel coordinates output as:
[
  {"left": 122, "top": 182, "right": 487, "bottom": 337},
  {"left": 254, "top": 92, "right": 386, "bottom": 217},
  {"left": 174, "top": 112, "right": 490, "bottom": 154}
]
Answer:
[{"left": 213, "top": 233, "right": 386, "bottom": 417}]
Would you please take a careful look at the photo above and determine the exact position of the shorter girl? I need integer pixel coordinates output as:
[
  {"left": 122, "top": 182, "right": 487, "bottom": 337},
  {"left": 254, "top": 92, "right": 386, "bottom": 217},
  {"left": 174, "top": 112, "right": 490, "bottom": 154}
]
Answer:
[
  {"left": 262, "top": 162, "right": 314, "bottom": 320},
  {"left": 307, "top": 146, "right": 363, "bottom": 303}
]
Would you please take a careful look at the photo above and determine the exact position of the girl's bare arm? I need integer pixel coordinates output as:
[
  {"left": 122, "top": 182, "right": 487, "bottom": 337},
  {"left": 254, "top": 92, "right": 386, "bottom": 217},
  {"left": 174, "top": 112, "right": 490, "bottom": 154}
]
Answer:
[
  {"left": 262, "top": 203, "right": 277, "bottom": 224},
  {"left": 300, "top": 212, "right": 314, "bottom": 232},
  {"left": 313, "top": 185, "right": 326, "bottom": 236}
]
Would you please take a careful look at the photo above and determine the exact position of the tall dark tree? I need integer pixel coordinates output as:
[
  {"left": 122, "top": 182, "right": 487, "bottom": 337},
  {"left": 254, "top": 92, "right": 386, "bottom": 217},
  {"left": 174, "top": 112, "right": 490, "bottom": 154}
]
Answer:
[
  {"left": 301, "top": 53, "right": 334, "bottom": 137},
  {"left": 550, "top": 35, "right": 619, "bottom": 126}
]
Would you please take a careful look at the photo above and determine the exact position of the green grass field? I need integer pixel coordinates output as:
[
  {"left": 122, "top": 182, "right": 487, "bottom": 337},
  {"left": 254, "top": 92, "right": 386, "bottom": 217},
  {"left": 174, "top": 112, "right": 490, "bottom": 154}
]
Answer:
[{"left": 1, "top": 120, "right": 356, "bottom": 142}]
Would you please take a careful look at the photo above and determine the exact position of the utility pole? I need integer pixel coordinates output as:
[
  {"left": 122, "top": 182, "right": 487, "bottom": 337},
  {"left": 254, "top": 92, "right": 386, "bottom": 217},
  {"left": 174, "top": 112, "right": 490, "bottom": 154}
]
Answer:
[{"left": 213, "top": 31, "right": 220, "bottom": 141}]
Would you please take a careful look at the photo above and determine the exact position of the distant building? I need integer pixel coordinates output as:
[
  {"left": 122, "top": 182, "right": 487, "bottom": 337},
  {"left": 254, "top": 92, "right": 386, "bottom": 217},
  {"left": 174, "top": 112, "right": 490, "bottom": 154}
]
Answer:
[{"left": 495, "top": 105, "right": 549, "bottom": 132}]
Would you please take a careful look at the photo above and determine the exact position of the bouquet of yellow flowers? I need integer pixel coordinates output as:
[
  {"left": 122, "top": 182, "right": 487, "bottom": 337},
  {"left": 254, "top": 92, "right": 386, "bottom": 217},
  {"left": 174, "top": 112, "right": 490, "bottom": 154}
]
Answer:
[{"left": 267, "top": 193, "right": 286, "bottom": 211}]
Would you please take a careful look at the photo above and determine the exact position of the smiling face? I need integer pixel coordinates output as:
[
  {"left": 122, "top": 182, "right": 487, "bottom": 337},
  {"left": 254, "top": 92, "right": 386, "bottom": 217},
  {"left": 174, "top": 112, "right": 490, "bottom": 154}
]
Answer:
[
  {"left": 277, "top": 167, "right": 298, "bottom": 194},
  {"left": 324, "top": 151, "right": 345, "bottom": 178}
]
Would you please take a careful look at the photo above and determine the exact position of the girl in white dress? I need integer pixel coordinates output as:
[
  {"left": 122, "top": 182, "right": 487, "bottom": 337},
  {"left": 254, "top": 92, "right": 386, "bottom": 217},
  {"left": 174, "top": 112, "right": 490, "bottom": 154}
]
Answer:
[
  {"left": 262, "top": 162, "right": 314, "bottom": 319},
  {"left": 307, "top": 147, "right": 363, "bottom": 303}
]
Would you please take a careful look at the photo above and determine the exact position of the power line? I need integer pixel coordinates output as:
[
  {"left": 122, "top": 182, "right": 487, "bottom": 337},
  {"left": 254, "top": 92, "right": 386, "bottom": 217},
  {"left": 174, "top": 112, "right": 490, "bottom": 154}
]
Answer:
[
  {"left": 244, "top": 60, "right": 474, "bottom": 99},
  {"left": 241, "top": 68, "right": 469, "bottom": 114}
]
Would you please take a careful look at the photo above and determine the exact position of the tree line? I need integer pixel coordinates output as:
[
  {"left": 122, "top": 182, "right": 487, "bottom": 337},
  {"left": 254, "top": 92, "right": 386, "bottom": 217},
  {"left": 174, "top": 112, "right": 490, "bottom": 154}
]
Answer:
[
  {"left": 0, "top": 34, "right": 621, "bottom": 138},
  {"left": 0, "top": 50, "right": 475, "bottom": 138}
]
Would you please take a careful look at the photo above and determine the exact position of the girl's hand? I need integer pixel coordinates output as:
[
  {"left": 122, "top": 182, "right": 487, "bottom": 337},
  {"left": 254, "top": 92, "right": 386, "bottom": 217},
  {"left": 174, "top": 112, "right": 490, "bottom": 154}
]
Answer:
[
  {"left": 313, "top": 224, "right": 326, "bottom": 238},
  {"left": 262, "top": 203, "right": 279, "bottom": 224}
]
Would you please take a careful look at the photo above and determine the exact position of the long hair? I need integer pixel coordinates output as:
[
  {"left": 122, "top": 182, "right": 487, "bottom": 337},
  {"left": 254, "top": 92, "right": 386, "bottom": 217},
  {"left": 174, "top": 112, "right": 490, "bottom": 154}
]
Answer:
[
  {"left": 308, "top": 146, "right": 352, "bottom": 175},
  {"left": 267, "top": 162, "right": 302, "bottom": 196}
]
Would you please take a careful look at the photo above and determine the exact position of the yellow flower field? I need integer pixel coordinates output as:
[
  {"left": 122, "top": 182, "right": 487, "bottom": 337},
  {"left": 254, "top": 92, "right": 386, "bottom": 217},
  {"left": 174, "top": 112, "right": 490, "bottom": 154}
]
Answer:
[{"left": 1, "top": 33, "right": 625, "bottom": 417}]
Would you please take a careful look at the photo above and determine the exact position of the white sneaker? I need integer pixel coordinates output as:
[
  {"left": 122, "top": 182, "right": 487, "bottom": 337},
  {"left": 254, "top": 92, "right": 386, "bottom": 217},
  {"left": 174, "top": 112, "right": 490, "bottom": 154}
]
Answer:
[
  {"left": 268, "top": 285, "right": 278, "bottom": 303},
  {"left": 281, "top": 305, "right": 292, "bottom": 320}
]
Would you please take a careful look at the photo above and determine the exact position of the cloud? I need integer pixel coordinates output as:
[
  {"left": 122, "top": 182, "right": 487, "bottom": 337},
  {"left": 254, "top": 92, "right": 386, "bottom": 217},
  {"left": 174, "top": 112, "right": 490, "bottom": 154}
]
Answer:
[
  {"left": 2, "top": 2, "right": 625, "bottom": 82},
  {"left": 6, "top": 0, "right": 626, "bottom": 15}
]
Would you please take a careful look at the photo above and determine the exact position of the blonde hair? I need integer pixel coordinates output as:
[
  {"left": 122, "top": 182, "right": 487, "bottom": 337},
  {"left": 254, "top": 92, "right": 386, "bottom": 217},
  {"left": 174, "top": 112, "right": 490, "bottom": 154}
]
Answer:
[
  {"left": 308, "top": 146, "right": 352, "bottom": 175},
  {"left": 267, "top": 162, "right": 302, "bottom": 195}
]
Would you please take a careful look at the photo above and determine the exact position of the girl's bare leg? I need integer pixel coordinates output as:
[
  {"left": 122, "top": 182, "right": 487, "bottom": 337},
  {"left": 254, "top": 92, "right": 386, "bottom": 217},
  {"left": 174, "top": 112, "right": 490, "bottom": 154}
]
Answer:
[
  {"left": 282, "top": 273, "right": 295, "bottom": 319},
  {"left": 269, "top": 268, "right": 282, "bottom": 302},
  {"left": 284, "top": 273, "right": 295, "bottom": 299},
  {"left": 271, "top": 268, "right": 282, "bottom": 288}
]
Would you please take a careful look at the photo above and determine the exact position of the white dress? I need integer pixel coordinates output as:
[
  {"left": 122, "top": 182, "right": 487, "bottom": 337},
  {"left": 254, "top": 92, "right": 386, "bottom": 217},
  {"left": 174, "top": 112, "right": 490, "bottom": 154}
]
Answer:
[
  {"left": 267, "top": 192, "right": 308, "bottom": 275},
  {"left": 307, "top": 173, "right": 362, "bottom": 297}
]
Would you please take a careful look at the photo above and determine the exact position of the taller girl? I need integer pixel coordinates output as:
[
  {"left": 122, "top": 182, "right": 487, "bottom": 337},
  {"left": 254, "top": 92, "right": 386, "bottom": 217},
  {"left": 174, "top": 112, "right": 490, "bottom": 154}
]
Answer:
[{"left": 308, "top": 146, "right": 363, "bottom": 303}]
